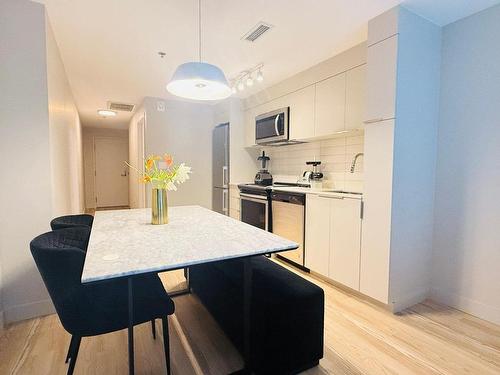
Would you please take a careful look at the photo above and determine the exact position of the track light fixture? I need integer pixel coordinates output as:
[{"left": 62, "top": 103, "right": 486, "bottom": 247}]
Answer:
[{"left": 230, "top": 63, "right": 264, "bottom": 93}]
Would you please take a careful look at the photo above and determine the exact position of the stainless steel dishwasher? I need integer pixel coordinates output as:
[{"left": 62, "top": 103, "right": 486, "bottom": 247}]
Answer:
[{"left": 271, "top": 191, "right": 306, "bottom": 268}]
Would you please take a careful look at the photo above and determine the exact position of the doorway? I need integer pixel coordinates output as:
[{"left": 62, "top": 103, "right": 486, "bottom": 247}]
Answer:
[{"left": 94, "top": 137, "right": 129, "bottom": 208}]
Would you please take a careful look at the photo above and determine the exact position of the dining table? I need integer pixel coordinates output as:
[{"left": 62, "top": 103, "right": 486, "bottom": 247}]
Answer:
[{"left": 81, "top": 205, "right": 298, "bottom": 375}]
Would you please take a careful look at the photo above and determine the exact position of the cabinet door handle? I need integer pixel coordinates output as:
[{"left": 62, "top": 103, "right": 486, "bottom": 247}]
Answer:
[
  {"left": 319, "top": 195, "right": 344, "bottom": 199},
  {"left": 363, "top": 118, "right": 384, "bottom": 124},
  {"left": 222, "top": 166, "right": 228, "bottom": 187},
  {"left": 222, "top": 190, "right": 228, "bottom": 213}
]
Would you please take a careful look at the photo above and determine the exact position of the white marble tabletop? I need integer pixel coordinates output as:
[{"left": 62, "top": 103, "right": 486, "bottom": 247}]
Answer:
[{"left": 81, "top": 206, "right": 298, "bottom": 283}]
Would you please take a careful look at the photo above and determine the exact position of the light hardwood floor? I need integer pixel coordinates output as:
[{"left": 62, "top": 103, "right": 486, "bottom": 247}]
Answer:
[{"left": 1, "top": 263, "right": 499, "bottom": 375}]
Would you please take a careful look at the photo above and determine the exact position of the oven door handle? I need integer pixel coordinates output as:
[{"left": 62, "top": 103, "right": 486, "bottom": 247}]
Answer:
[
  {"left": 274, "top": 114, "right": 280, "bottom": 136},
  {"left": 240, "top": 192, "right": 269, "bottom": 201}
]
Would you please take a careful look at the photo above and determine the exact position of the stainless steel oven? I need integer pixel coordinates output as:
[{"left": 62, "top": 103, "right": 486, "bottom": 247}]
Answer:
[
  {"left": 255, "top": 107, "right": 289, "bottom": 145},
  {"left": 238, "top": 184, "right": 271, "bottom": 231}
]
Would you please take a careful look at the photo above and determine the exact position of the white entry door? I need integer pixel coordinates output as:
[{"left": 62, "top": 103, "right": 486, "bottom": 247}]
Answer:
[{"left": 94, "top": 137, "right": 129, "bottom": 208}]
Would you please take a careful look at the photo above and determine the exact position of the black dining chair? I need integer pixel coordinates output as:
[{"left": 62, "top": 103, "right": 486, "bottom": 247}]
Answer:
[
  {"left": 51, "top": 217, "right": 160, "bottom": 364},
  {"left": 30, "top": 227, "right": 174, "bottom": 375},
  {"left": 50, "top": 214, "right": 94, "bottom": 231}
]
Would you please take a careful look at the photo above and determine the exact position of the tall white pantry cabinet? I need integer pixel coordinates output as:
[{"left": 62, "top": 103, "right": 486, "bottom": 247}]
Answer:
[{"left": 360, "top": 6, "right": 441, "bottom": 311}]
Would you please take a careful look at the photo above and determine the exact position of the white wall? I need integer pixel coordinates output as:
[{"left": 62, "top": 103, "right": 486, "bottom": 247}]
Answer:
[
  {"left": 0, "top": 0, "right": 84, "bottom": 323},
  {"left": 128, "top": 109, "right": 146, "bottom": 209},
  {"left": 431, "top": 4, "right": 500, "bottom": 325},
  {"left": 0, "top": 265, "right": 3, "bottom": 330},
  {"left": 0, "top": 0, "right": 55, "bottom": 323},
  {"left": 82, "top": 127, "right": 129, "bottom": 210},
  {"left": 130, "top": 97, "right": 214, "bottom": 209},
  {"left": 387, "top": 6, "right": 442, "bottom": 311},
  {"left": 46, "top": 17, "right": 84, "bottom": 216}
]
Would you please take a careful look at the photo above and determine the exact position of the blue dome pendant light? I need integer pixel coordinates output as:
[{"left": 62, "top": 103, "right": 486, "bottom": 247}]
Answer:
[{"left": 167, "top": 0, "right": 231, "bottom": 100}]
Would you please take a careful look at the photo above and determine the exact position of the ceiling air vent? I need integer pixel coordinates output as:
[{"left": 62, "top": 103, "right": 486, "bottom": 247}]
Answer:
[
  {"left": 108, "top": 101, "right": 135, "bottom": 112},
  {"left": 242, "top": 22, "right": 273, "bottom": 42}
]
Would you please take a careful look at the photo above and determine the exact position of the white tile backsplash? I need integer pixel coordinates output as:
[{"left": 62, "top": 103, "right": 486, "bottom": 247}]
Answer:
[{"left": 263, "top": 133, "right": 364, "bottom": 192}]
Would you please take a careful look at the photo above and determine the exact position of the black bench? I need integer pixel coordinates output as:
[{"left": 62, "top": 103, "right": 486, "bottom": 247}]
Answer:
[{"left": 189, "top": 256, "right": 324, "bottom": 374}]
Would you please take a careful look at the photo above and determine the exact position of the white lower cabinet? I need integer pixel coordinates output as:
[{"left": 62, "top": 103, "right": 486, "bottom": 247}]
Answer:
[
  {"left": 305, "top": 194, "right": 362, "bottom": 290},
  {"left": 305, "top": 195, "right": 330, "bottom": 276},
  {"left": 329, "top": 197, "right": 362, "bottom": 290},
  {"left": 359, "top": 120, "right": 394, "bottom": 304}
]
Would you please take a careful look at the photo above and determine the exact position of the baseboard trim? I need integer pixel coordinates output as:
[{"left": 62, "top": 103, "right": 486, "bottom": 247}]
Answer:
[
  {"left": 306, "top": 269, "right": 392, "bottom": 311},
  {"left": 4, "top": 299, "right": 55, "bottom": 324},
  {"left": 390, "top": 288, "right": 429, "bottom": 313},
  {"left": 430, "top": 287, "right": 500, "bottom": 326}
]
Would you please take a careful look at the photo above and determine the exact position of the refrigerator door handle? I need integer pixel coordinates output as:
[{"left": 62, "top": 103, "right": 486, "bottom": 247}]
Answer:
[
  {"left": 222, "top": 189, "right": 228, "bottom": 213},
  {"left": 222, "top": 166, "right": 228, "bottom": 188}
]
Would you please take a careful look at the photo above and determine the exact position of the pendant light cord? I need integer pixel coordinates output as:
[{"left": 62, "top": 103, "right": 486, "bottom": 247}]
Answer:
[{"left": 198, "top": 0, "right": 202, "bottom": 62}]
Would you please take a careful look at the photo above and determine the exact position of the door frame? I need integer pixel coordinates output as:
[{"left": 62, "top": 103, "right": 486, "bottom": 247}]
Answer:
[
  {"left": 92, "top": 136, "right": 130, "bottom": 209},
  {"left": 136, "top": 114, "right": 146, "bottom": 208}
]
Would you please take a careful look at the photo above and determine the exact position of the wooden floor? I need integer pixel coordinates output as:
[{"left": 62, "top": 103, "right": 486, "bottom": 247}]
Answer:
[{"left": 1, "top": 263, "right": 499, "bottom": 375}]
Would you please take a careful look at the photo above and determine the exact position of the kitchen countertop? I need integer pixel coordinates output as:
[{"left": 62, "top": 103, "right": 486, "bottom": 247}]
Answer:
[{"left": 82, "top": 206, "right": 298, "bottom": 283}]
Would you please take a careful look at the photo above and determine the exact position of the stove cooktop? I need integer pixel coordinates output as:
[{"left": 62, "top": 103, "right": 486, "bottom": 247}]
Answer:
[{"left": 238, "top": 182, "right": 310, "bottom": 190}]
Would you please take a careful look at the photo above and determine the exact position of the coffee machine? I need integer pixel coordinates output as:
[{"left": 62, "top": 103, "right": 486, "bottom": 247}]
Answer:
[
  {"left": 254, "top": 151, "right": 273, "bottom": 186},
  {"left": 299, "top": 161, "right": 323, "bottom": 188}
]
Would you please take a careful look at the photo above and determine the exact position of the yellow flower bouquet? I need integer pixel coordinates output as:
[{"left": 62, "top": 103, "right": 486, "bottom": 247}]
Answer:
[{"left": 126, "top": 154, "right": 191, "bottom": 224}]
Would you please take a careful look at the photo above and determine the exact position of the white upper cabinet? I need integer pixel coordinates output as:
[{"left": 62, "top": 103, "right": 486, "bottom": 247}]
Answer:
[
  {"left": 244, "top": 107, "right": 256, "bottom": 147},
  {"left": 364, "top": 35, "right": 398, "bottom": 124},
  {"left": 314, "top": 74, "right": 346, "bottom": 137},
  {"left": 345, "top": 65, "right": 366, "bottom": 130},
  {"left": 288, "top": 85, "right": 315, "bottom": 141},
  {"left": 245, "top": 62, "right": 366, "bottom": 145},
  {"left": 305, "top": 194, "right": 330, "bottom": 276},
  {"left": 367, "top": 6, "right": 399, "bottom": 46}
]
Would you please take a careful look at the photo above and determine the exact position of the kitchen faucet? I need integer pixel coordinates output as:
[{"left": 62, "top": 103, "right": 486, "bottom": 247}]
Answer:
[{"left": 350, "top": 153, "right": 364, "bottom": 173}]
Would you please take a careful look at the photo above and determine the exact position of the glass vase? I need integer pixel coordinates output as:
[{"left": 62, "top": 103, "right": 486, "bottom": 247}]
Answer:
[{"left": 151, "top": 184, "right": 168, "bottom": 225}]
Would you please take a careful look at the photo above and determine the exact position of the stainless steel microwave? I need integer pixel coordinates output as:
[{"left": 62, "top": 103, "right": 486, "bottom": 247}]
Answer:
[{"left": 255, "top": 107, "right": 289, "bottom": 145}]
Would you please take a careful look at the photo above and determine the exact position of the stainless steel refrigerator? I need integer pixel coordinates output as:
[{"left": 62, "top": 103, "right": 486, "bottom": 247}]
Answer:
[{"left": 212, "top": 123, "right": 229, "bottom": 215}]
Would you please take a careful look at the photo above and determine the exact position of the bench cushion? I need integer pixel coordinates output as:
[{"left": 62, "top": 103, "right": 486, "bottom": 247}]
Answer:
[{"left": 190, "top": 256, "right": 324, "bottom": 374}]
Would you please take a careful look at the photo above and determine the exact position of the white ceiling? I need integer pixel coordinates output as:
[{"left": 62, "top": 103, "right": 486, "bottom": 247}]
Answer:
[{"left": 38, "top": 0, "right": 500, "bottom": 129}]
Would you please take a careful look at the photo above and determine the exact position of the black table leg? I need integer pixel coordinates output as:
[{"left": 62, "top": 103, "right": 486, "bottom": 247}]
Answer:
[
  {"left": 229, "top": 258, "right": 253, "bottom": 375},
  {"left": 128, "top": 277, "right": 135, "bottom": 375},
  {"left": 243, "top": 258, "right": 252, "bottom": 367}
]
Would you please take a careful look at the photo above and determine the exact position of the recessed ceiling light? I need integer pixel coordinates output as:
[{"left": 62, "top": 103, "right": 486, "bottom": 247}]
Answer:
[{"left": 97, "top": 109, "right": 117, "bottom": 117}]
